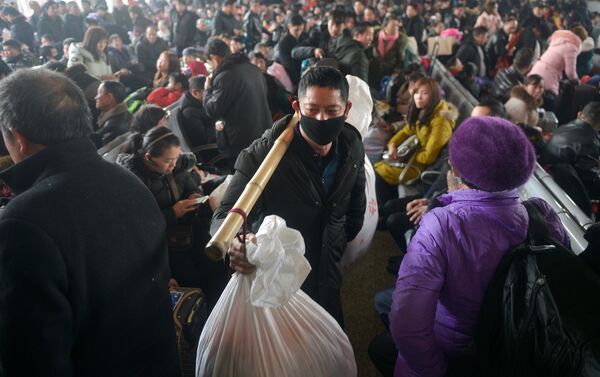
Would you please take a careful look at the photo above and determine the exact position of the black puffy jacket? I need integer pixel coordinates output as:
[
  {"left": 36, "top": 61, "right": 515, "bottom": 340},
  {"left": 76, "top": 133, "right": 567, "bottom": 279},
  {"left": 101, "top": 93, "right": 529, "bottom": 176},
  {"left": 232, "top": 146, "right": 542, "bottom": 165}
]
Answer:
[
  {"left": 116, "top": 153, "right": 201, "bottom": 228},
  {"left": 10, "top": 16, "right": 34, "bottom": 49},
  {"left": 203, "top": 53, "right": 271, "bottom": 168},
  {"left": 491, "top": 65, "right": 525, "bottom": 101},
  {"left": 211, "top": 114, "right": 366, "bottom": 325}
]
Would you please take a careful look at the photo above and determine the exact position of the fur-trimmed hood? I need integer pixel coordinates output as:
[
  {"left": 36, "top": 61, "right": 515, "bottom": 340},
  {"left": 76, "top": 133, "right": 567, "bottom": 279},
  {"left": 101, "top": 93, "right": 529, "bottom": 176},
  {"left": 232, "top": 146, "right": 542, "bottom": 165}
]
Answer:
[
  {"left": 438, "top": 100, "right": 459, "bottom": 126},
  {"left": 510, "top": 85, "right": 541, "bottom": 110}
]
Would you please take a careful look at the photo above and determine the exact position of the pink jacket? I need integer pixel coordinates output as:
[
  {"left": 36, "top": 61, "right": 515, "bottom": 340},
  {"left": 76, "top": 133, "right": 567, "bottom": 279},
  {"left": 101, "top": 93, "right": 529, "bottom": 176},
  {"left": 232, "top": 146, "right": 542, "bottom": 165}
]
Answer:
[{"left": 529, "top": 30, "right": 582, "bottom": 95}]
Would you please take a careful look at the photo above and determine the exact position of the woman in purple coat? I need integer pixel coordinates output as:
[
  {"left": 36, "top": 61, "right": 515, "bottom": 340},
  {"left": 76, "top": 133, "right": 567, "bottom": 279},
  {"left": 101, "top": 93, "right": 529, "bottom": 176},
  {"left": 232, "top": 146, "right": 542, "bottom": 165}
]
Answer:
[{"left": 389, "top": 116, "right": 570, "bottom": 377}]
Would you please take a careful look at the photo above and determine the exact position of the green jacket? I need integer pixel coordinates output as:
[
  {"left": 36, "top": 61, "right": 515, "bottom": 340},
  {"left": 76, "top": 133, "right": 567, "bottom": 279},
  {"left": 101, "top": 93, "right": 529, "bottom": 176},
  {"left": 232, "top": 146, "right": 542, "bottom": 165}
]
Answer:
[{"left": 368, "top": 29, "right": 421, "bottom": 87}]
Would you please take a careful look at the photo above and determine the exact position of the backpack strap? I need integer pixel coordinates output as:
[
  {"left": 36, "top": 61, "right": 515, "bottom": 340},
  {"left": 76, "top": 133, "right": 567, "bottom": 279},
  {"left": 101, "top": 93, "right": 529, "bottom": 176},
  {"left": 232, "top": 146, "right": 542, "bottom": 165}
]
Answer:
[
  {"left": 166, "top": 174, "right": 181, "bottom": 202},
  {"left": 522, "top": 200, "right": 551, "bottom": 245}
]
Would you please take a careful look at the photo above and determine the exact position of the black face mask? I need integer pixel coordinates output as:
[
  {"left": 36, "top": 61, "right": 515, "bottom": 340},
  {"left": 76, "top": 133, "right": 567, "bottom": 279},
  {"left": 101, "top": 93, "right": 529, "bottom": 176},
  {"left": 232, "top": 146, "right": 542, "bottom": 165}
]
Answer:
[{"left": 299, "top": 112, "right": 346, "bottom": 146}]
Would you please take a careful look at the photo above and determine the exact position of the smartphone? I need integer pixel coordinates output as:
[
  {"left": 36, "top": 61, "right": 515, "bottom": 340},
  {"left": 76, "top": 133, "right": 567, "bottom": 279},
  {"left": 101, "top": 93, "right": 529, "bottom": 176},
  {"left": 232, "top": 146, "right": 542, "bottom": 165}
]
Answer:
[{"left": 193, "top": 196, "right": 209, "bottom": 205}]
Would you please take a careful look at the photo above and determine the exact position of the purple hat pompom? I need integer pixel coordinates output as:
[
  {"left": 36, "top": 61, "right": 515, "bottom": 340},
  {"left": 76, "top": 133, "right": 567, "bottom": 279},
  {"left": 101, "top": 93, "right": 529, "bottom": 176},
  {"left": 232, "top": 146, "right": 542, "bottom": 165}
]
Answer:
[{"left": 449, "top": 116, "right": 536, "bottom": 192}]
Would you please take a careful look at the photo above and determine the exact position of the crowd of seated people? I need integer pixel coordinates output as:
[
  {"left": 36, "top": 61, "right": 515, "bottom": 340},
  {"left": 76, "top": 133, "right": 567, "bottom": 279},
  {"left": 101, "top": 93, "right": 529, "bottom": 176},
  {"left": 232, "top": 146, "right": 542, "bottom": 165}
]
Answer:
[{"left": 1, "top": 0, "right": 600, "bottom": 375}]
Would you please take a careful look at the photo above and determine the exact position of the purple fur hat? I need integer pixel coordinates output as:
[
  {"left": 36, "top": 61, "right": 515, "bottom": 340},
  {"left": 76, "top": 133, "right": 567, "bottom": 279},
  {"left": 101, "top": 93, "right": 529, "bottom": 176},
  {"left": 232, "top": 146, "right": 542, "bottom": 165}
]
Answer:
[{"left": 449, "top": 116, "right": 536, "bottom": 192}]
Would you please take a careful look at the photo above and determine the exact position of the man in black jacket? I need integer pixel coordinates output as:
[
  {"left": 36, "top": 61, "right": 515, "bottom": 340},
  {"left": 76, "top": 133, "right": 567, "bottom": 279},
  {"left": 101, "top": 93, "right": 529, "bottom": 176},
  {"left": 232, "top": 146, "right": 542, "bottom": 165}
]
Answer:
[
  {"left": 135, "top": 26, "right": 169, "bottom": 80},
  {"left": 216, "top": 66, "right": 366, "bottom": 326},
  {"left": 491, "top": 48, "right": 534, "bottom": 101},
  {"left": 93, "top": 80, "right": 132, "bottom": 147},
  {"left": 171, "top": 0, "right": 198, "bottom": 56},
  {"left": 179, "top": 75, "right": 215, "bottom": 148},
  {"left": 486, "top": 16, "right": 518, "bottom": 73},
  {"left": 212, "top": 0, "right": 238, "bottom": 37},
  {"left": 1, "top": 39, "right": 33, "bottom": 71},
  {"left": 541, "top": 102, "right": 600, "bottom": 210},
  {"left": 1, "top": 6, "right": 34, "bottom": 50},
  {"left": 203, "top": 37, "right": 271, "bottom": 171},
  {"left": 291, "top": 9, "right": 347, "bottom": 66},
  {"left": 244, "top": 0, "right": 263, "bottom": 50},
  {"left": 404, "top": 3, "right": 425, "bottom": 54},
  {"left": 274, "top": 13, "right": 306, "bottom": 88},
  {"left": 334, "top": 22, "right": 373, "bottom": 83},
  {"left": 0, "top": 68, "right": 179, "bottom": 377},
  {"left": 63, "top": 1, "right": 85, "bottom": 41},
  {"left": 456, "top": 26, "right": 490, "bottom": 79}
]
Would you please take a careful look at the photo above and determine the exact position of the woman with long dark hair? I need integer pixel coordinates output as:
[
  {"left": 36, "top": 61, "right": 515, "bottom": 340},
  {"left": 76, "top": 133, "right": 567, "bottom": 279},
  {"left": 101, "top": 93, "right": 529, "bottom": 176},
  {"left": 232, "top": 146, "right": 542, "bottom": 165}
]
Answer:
[
  {"left": 153, "top": 50, "right": 181, "bottom": 88},
  {"left": 374, "top": 77, "right": 457, "bottom": 205},
  {"left": 67, "top": 26, "right": 114, "bottom": 80}
]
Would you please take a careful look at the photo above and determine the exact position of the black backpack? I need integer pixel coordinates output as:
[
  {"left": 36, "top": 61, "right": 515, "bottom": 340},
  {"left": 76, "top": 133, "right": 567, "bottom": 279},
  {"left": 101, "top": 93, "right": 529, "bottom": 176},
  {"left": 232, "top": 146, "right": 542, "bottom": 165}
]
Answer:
[{"left": 476, "top": 200, "right": 600, "bottom": 377}]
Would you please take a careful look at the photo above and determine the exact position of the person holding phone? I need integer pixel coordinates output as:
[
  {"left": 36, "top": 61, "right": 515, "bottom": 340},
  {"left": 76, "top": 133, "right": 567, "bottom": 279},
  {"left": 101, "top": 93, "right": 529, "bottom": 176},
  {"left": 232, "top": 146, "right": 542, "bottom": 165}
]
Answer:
[{"left": 117, "top": 126, "right": 227, "bottom": 307}]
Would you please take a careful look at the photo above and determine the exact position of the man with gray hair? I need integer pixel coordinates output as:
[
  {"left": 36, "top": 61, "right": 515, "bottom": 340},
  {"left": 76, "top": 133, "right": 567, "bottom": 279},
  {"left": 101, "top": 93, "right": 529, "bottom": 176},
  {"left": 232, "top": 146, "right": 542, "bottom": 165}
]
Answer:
[{"left": 0, "top": 69, "right": 179, "bottom": 376}]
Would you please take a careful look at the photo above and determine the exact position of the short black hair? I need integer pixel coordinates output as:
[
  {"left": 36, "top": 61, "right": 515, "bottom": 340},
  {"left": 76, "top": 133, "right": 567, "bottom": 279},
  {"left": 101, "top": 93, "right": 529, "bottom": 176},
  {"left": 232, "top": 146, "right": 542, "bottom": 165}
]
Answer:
[
  {"left": 476, "top": 98, "right": 507, "bottom": 118},
  {"left": 206, "top": 37, "right": 230, "bottom": 58},
  {"left": 298, "top": 66, "right": 349, "bottom": 103},
  {"left": 189, "top": 75, "right": 206, "bottom": 91},
  {"left": 2, "top": 39, "right": 20, "bottom": 50},
  {"left": 351, "top": 22, "right": 370, "bottom": 37},
  {"left": 513, "top": 48, "right": 534, "bottom": 70},
  {"left": 63, "top": 37, "right": 76, "bottom": 46},
  {"left": 169, "top": 72, "right": 189, "bottom": 90},
  {"left": 473, "top": 26, "right": 489, "bottom": 37},
  {"left": 0, "top": 69, "right": 92, "bottom": 145},
  {"left": 288, "top": 13, "right": 305, "bottom": 26},
  {"left": 328, "top": 9, "right": 346, "bottom": 25},
  {"left": 248, "top": 51, "right": 266, "bottom": 62},
  {"left": 101, "top": 80, "right": 127, "bottom": 103},
  {"left": 223, "top": 0, "right": 235, "bottom": 6},
  {"left": 581, "top": 101, "right": 600, "bottom": 127},
  {"left": 1, "top": 6, "right": 20, "bottom": 17},
  {"left": 130, "top": 105, "right": 166, "bottom": 133}
]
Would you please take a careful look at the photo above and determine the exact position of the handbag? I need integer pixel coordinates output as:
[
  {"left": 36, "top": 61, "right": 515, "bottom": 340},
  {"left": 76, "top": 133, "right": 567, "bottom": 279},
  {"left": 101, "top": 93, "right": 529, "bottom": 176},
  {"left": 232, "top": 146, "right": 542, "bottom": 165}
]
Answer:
[
  {"left": 166, "top": 174, "right": 194, "bottom": 251},
  {"left": 395, "top": 134, "right": 420, "bottom": 163},
  {"left": 170, "top": 287, "right": 208, "bottom": 377}
]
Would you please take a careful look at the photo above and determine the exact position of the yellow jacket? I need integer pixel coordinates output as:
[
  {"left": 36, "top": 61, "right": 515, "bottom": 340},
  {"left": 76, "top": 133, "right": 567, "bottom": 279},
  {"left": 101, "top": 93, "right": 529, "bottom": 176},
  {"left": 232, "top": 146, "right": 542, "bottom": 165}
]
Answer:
[{"left": 375, "top": 100, "right": 457, "bottom": 185}]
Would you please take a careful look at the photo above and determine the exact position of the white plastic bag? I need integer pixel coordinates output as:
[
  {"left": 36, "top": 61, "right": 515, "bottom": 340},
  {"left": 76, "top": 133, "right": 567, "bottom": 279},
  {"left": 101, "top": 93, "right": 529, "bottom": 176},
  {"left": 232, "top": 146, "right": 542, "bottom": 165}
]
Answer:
[
  {"left": 196, "top": 215, "right": 357, "bottom": 377},
  {"left": 345, "top": 75, "right": 373, "bottom": 139},
  {"left": 341, "top": 156, "right": 378, "bottom": 271},
  {"left": 342, "top": 75, "right": 378, "bottom": 270}
]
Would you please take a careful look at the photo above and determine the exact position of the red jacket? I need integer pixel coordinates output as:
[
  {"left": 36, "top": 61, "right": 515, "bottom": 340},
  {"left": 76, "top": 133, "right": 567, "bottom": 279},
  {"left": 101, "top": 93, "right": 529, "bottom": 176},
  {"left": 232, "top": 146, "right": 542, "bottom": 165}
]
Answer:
[{"left": 147, "top": 87, "right": 183, "bottom": 108}]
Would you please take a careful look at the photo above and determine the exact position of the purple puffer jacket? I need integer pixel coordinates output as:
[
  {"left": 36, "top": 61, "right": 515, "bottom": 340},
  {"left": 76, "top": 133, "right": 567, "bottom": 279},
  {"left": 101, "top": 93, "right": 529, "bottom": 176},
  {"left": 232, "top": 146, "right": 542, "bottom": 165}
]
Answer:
[{"left": 390, "top": 189, "right": 570, "bottom": 377}]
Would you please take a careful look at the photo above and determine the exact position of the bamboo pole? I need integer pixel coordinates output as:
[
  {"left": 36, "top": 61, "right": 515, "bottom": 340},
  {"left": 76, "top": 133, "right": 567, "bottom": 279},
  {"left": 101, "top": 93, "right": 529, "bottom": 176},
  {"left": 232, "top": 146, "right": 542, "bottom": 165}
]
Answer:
[{"left": 205, "top": 112, "right": 299, "bottom": 261}]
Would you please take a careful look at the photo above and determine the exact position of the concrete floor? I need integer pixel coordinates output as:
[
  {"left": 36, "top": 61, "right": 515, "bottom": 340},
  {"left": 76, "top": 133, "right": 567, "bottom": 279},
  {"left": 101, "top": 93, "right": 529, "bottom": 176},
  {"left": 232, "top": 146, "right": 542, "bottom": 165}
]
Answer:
[{"left": 341, "top": 230, "right": 400, "bottom": 377}]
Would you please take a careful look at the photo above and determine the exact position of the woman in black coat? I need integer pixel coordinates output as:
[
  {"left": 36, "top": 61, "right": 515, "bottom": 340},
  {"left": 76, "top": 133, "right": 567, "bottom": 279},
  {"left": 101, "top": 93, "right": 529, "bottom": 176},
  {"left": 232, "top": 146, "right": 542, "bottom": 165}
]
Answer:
[{"left": 116, "top": 126, "right": 227, "bottom": 307}]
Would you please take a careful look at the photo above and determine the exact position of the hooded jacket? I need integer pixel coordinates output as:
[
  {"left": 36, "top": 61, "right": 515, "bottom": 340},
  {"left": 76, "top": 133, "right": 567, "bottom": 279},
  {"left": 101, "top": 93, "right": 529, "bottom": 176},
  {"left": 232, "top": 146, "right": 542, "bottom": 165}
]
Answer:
[
  {"left": 529, "top": 30, "right": 582, "bottom": 95},
  {"left": 374, "top": 100, "right": 458, "bottom": 185},
  {"left": 391, "top": 190, "right": 570, "bottom": 377},
  {"left": 203, "top": 53, "right": 271, "bottom": 169},
  {"left": 211, "top": 114, "right": 366, "bottom": 325}
]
